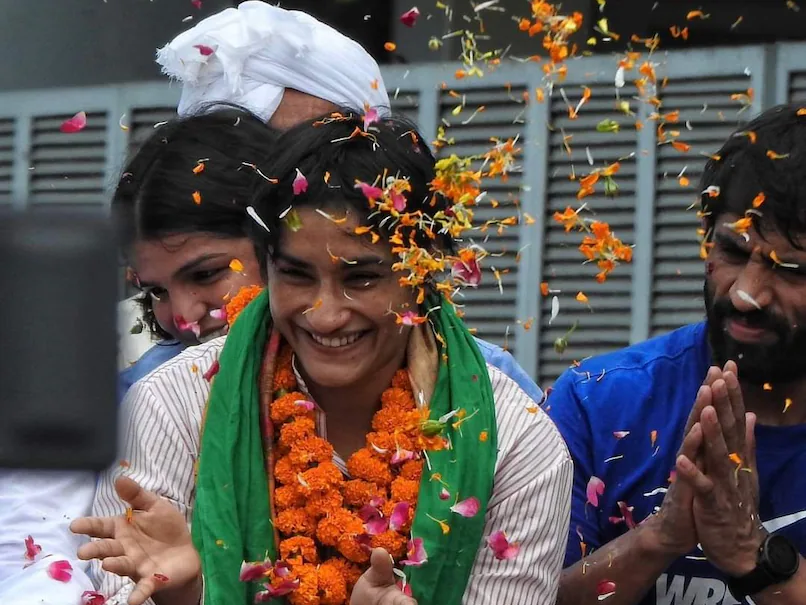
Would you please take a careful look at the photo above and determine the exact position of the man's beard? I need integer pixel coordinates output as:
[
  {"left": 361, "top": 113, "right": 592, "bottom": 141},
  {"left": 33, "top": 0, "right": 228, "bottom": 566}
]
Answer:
[{"left": 704, "top": 280, "right": 806, "bottom": 384}]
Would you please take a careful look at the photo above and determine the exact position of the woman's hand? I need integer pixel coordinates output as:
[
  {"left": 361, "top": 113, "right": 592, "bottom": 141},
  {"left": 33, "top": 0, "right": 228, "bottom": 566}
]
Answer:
[
  {"left": 70, "top": 476, "right": 201, "bottom": 605},
  {"left": 350, "top": 548, "right": 418, "bottom": 605}
]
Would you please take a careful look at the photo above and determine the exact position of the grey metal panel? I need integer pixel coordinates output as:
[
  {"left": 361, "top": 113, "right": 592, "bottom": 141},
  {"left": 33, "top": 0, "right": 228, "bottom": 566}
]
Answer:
[
  {"left": 28, "top": 111, "right": 108, "bottom": 207},
  {"left": 0, "top": 118, "right": 12, "bottom": 205},
  {"left": 538, "top": 78, "right": 640, "bottom": 386}
]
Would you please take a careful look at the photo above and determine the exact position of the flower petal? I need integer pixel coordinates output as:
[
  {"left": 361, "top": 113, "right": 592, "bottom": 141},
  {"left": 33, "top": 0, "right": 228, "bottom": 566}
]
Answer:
[
  {"left": 389, "top": 502, "right": 411, "bottom": 531},
  {"left": 238, "top": 560, "right": 270, "bottom": 582},
  {"left": 400, "top": 7, "right": 421, "bottom": 27},
  {"left": 47, "top": 560, "right": 73, "bottom": 583},
  {"left": 355, "top": 181, "right": 383, "bottom": 201},
  {"left": 81, "top": 591, "right": 107, "bottom": 605},
  {"left": 487, "top": 531, "right": 520, "bottom": 560},
  {"left": 203, "top": 360, "right": 220, "bottom": 382},
  {"left": 586, "top": 475, "right": 605, "bottom": 507},
  {"left": 60, "top": 112, "right": 87, "bottom": 134},
  {"left": 400, "top": 537, "right": 427, "bottom": 566},
  {"left": 209, "top": 307, "right": 227, "bottom": 321},
  {"left": 193, "top": 44, "right": 215, "bottom": 56},
  {"left": 293, "top": 168, "right": 308, "bottom": 195},
  {"left": 450, "top": 496, "right": 480, "bottom": 518},
  {"left": 24, "top": 535, "right": 42, "bottom": 561}
]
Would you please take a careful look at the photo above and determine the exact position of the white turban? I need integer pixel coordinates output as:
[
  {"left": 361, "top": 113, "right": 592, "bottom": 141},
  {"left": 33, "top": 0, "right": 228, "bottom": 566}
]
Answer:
[{"left": 156, "top": 1, "right": 390, "bottom": 122}]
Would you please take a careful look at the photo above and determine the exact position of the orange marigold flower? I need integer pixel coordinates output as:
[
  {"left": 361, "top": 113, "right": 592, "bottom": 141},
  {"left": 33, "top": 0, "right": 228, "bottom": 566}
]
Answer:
[
  {"left": 316, "top": 509, "right": 364, "bottom": 547},
  {"left": 298, "top": 461, "right": 344, "bottom": 495},
  {"left": 336, "top": 533, "right": 371, "bottom": 564},
  {"left": 279, "top": 536, "right": 319, "bottom": 564},
  {"left": 273, "top": 366, "right": 297, "bottom": 394},
  {"left": 346, "top": 449, "right": 393, "bottom": 487},
  {"left": 371, "top": 530, "right": 408, "bottom": 559},
  {"left": 399, "top": 459, "right": 424, "bottom": 482},
  {"left": 391, "top": 369, "right": 411, "bottom": 389},
  {"left": 318, "top": 561, "right": 349, "bottom": 605},
  {"left": 279, "top": 417, "right": 316, "bottom": 450},
  {"left": 276, "top": 508, "right": 316, "bottom": 538},
  {"left": 342, "top": 479, "right": 387, "bottom": 508},
  {"left": 390, "top": 477, "right": 420, "bottom": 504},
  {"left": 288, "top": 563, "right": 319, "bottom": 605},
  {"left": 380, "top": 387, "right": 416, "bottom": 411},
  {"left": 304, "top": 489, "right": 344, "bottom": 520},
  {"left": 289, "top": 436, "right": 335, "bottom": 468},
  {"left": 371, "top": 406, "right": 411, "bottom": 433},
  {"left": 225, "top": 285, "right": 264, "bottom": 327},
  {"left": 271, "top": 391, "right": 311, "bottom": 425},
  {"left": 274, "top": 455, "right": 305, "bottom": 486},
  {"left": 324, "top": 558, "right": 363, "bottom": 592},
  {"left": 274, "top": 485, "right": 305, "bottom": 510}
]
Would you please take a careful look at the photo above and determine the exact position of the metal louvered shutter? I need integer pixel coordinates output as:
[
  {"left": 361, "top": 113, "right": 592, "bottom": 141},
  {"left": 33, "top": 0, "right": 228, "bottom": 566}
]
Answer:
[
  {"left": 0, "top": 118, "right": 12, "bottom": 205},
  {"left": 389, "top": 90, "right": 419, "bottom": 123},
  {"left": 539, "top": 82, "right": 639, "bottom": 386},
  {"left": 127, "top": 107, "right": 178, "bottom": 157},
  {"left": 28, "top": 112, "right": 108, "bottom": 208},
  {"left": 650, "top": 76, "right": 751, "bottom": 337},
  {"left": 788, "top": 72, "right": 806, "bottom": 103},
  {"left": 438, "top": 86, "right": 525, "bottom": 352}
]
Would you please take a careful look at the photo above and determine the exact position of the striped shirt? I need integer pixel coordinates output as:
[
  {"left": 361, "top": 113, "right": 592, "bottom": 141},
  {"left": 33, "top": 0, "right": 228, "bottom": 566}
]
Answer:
[{"left": 91, "top": 337, "right": 572, "bottom": 605}]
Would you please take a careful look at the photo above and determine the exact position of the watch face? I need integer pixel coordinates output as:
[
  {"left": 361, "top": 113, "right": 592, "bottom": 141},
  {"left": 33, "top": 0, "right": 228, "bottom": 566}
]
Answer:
[{"left": 765, "top": 535, "right": 800, "bottom": 577}]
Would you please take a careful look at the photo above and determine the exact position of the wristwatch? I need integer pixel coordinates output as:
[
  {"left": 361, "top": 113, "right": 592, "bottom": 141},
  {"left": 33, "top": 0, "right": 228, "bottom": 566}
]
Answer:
[{"left": 727, "top": 534, "right": 800, "bottom": 598}]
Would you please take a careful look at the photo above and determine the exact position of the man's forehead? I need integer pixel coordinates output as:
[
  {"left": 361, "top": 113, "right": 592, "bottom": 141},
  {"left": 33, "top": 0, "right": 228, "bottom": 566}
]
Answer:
[{"left": 715, "top": 212, "right": 806, "bottom": 251}]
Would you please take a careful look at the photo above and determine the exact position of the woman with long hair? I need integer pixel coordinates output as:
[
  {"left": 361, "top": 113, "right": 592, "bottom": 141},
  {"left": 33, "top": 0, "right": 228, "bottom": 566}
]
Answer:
[{"left": 74, "top": 111, "right": 570, "bottom": 605}]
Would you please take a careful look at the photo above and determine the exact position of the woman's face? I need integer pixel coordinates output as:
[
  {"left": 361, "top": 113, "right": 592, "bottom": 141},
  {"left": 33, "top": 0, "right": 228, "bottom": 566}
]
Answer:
[
  {"left": 267, "top": 207, "right": 417, "bottom": 390},
  {"left": 132, "top": 234, "right": 263, "bottom": 344}
]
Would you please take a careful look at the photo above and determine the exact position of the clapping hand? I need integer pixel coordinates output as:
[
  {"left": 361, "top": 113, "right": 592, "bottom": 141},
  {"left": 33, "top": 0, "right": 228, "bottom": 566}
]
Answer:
[{"left": 70, "top": 476, "right": 202, "bottom": 605}]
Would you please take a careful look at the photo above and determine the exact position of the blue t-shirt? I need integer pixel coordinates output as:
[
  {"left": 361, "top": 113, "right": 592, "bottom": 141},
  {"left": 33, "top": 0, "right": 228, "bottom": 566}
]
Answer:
[
  {"left": 548, "top": 322, "right": 806, "bottom": 605},
  {"left": 118, "top": 337, "right": 543, "bottom": 404}
]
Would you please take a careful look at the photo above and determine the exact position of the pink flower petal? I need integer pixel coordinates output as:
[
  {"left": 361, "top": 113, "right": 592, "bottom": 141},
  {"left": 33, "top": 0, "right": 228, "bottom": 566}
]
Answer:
[
  {"left": 451, "top": 259, "right": 482, "bottom": 287},
  {"left": 209, "top": 307, "right": 227, "bottom": 321},
  {"left": 390, "top": 190, "right": 407, "bottom": 212},
  {"left": 450, "top": 496, "right": 481, "bottom": 518},
  {"left": 292, "top": 168, "right": 308, "bottom": 195},
  {"left": 294, "top": 399, "right": 315, "bottom": 412},
  {"left": 191, "top": 0, "right": 202, "bottom": 8},
  {"left": 363, "top": 106, "right": 379, "bottom": 131},
  {"left": 390, "top": 447, "right": 415, "bottom": 464},
  {"left": 174, "top": 315, "right": 201, "bottom": 337},
  {"left": 617, "top": 501, "right": 636, "bottom": 529},
  {"left": 613, "top": 431, "right": 630, "bottom": 439},
  {"left": 487, "top": 530, "right": 521, "bottom": 560},
  {"left": 364, "top": 515, "right": 389, "bottom": 536},
  {"left": 400, "top": 7, "right": 421, "bottom": 27},
  {"left": 397, "top": 580, "right": 413, "bottom": 596},
  {"left": 597, "top": 580, "right": 617, "bottom": 600},
  {"left": 60, "top": 112, "right": 87, "bottom": 134},
  {"left": 239, "top": 560, "right": 271, "bottom": 582},
  {"left": 24, "top": 535, "right": 42, "bottom": 561},
  {"left": 355, "top": 181, "right": 383, "bottom": 201},
  {"left": 256, "top": 578, "right": 300, "bottom": 600},
  {"left": 81, "top": 591, "right": 108, "bottom": 605},
  {"left": 355, "top": 533, "right": 374, "bottom": 553},
  {"left": 274, "top": 561, "right": 291, "bottom": 578},
  {"left": 439, "top": 487, "right": 451, "bottom": 500},
  {"left": 586, "top": 476, "right": 605, "bottom": 507},
  {"left": 193, "top": 44, "right": 215, "bottom": 56},
  {"left": 389, "top": 502, "right": 411, "bottom": 531},
  {"left": 400, "top": 537, "right": 427, "bottom": 566},
  {"left": 47, "top": 560, "right": 73, "bottom": 583},
  {"left": 203, "top": 360, "right": 220, "bottom": 382}
]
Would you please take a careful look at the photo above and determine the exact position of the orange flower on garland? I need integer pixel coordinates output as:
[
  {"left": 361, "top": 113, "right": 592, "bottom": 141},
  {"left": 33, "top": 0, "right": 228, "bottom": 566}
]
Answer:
[
  {"left": 244, "top": 344, "right": 447, "bottom": 604},
  {"left": 225, "top": 285, "right": 264, "bottom": 327}
]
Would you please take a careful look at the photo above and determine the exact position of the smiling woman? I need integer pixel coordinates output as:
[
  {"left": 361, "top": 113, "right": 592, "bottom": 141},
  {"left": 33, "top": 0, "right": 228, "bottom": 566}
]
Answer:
[
  {"left": 114, "top": 107, "right": 278, "bottom": 399},
  {"left": 77, "top": 111, "right": 572, "bottom": 605}
]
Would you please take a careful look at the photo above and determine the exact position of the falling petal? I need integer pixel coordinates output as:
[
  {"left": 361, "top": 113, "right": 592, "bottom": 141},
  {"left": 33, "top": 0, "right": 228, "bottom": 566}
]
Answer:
[
  {"left": 439, "top": 487, "right": 451, "bottom": 500},
  {"left": 487, "top": 531, "right": 521, "bottom": 560},
  {"left": 209, "top": 307, "right": 227, "bottom": 321},
  {"left": 355, "top": 181, "right": 384, "bottom": 201},
  {"left": 549, "top": 296, "right": 560, "bottom": 325},
  {"left": 60, "top": 111, "right": 87, "bottom": 134},
  {"left": 450, "top": 496, "right": 481, "bottom": 518},
  {"left": 292, "top": 169, "right": 308, "bottom": 196},
  {"left": 390, "top": 447, "right": 416, "bottom": 464},
  {"left": 192, "top": 190, "right": 202, "bottom": 205},
  {"left": 229, "top": 258, "right": 245, "bottom": 273},
  {"left": 47, "top": 560, "right": 73, "bottom": 583},
  {"left": 400, "top": 7, "right": 421, "bottom": 27},
  {"left": 246, "top": 206, "right": 271, "bottom": 233},
  {"left": 384, "top": 42, "right": 397, "bottom": 52},
  {"left": 191, "top": 0, "right": 202, "bottom": 8},
  {"left": 389, "top": 502, "right": 411, "bottom": 531},
  {"left": 586, "top": 476, "right": 606, "bottom": 507}
]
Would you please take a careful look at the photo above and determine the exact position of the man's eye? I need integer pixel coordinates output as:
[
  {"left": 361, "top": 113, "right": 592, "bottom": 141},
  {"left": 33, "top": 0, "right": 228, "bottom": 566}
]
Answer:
[
  {"left": 279, "top": 267, "right": 312, "bottom": 280},
  {"left": 192, "top": 268, "right": 226, "bottom": 283}
]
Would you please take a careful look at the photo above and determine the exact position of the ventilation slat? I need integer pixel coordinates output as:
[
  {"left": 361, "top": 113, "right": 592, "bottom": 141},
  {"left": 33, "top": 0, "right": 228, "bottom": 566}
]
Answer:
[{"left": 0, "top": 118, "right": 13, "bottom": 205}]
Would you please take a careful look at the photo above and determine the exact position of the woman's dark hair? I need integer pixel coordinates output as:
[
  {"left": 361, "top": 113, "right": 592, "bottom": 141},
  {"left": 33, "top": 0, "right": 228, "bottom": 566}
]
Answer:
[
  {"left": 249, "top": 109, "right": 453, "bottom": 270},
  {"left": 114, "top": 105, "right": 279, "bottom": 338},
  {"left": 700, "top": 104, "right": 806, "bottom": 247}
]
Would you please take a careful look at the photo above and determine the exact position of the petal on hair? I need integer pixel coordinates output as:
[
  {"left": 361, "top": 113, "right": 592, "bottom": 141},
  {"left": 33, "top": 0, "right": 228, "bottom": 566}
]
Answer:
[
  {"left": 293, "top": 169, "right": 308, "bottom": 196},
  {"left": 60, "top": 112, "right": 87, "bottom": 134}
]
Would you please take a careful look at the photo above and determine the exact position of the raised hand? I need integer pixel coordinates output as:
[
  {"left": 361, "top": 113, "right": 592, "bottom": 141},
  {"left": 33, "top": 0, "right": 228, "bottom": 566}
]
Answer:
[
  {"left": 70, "top": 476, "right": 202, "bottom": 605},
  {"left": 350, "top": 548, "right": 418, "bottom": 605}
]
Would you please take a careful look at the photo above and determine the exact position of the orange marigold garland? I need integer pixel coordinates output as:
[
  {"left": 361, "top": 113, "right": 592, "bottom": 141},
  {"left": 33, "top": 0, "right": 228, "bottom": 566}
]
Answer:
[
  {"left": 241, "top": 352, "right": 444, "bottom": 604},
  {"left": 225, "top": 285, "right": 264, "bottom": 327}
]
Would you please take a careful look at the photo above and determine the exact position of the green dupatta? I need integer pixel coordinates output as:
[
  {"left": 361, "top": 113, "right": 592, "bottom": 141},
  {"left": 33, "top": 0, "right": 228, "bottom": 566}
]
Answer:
[{"left": 192, "top": 289, "right": 498, "bottom": 605}]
